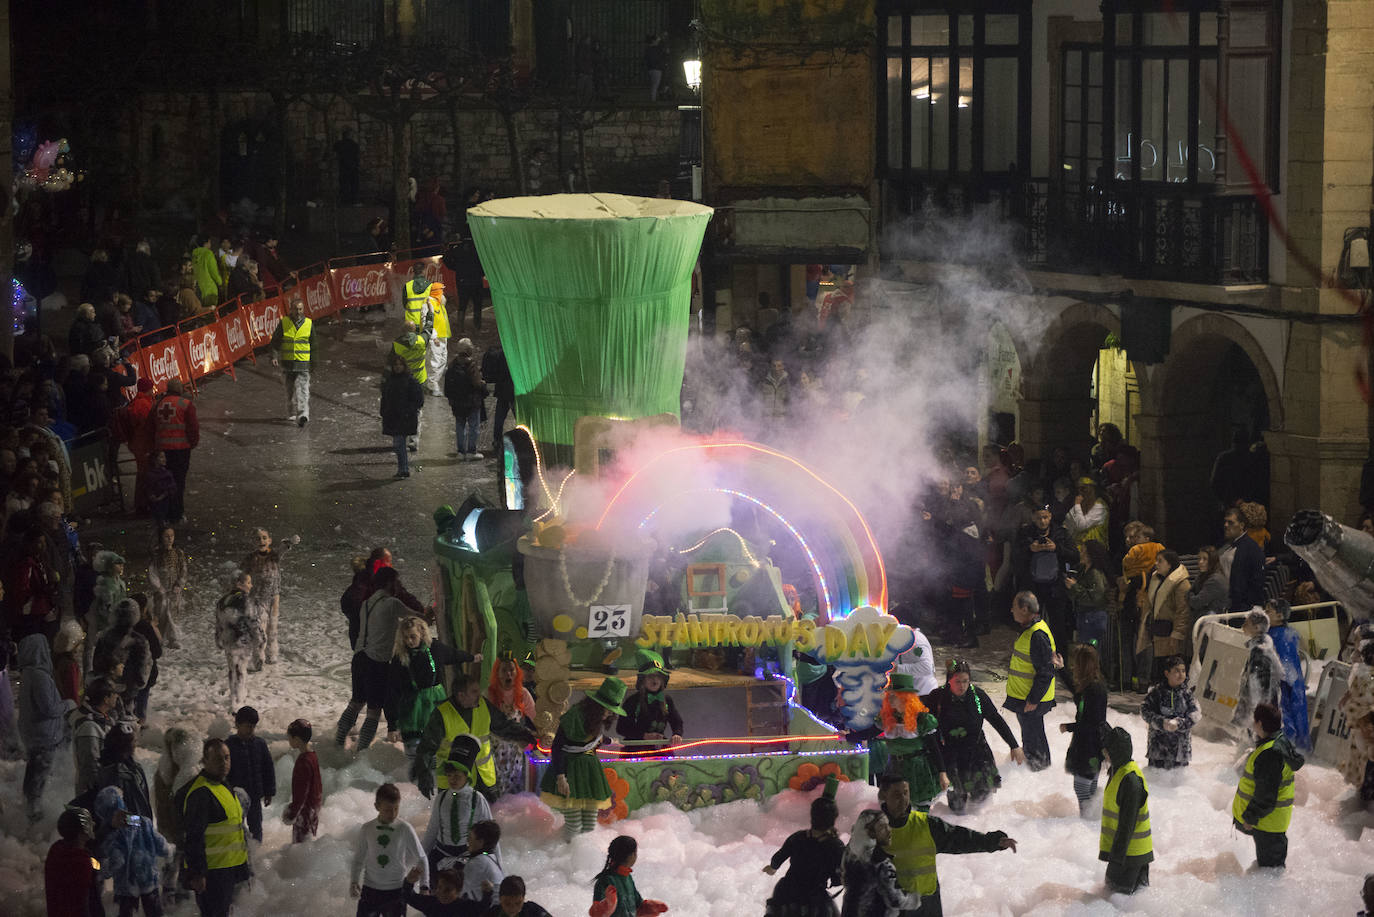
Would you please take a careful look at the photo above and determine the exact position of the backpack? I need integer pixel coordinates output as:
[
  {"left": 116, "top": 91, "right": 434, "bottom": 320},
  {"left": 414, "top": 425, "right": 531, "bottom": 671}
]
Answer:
[{"left": 1030, "top": 549, "right": 1060, "bottom": 584}]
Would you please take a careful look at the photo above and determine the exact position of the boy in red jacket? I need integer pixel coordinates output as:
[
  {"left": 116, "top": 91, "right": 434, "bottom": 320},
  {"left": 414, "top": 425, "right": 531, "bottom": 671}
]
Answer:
[
  {"left": 284, "top": 717, "right": 323, "bottom": 842},
  {"left": 45, "top": 806, "right": 101, "bottom": 917}
]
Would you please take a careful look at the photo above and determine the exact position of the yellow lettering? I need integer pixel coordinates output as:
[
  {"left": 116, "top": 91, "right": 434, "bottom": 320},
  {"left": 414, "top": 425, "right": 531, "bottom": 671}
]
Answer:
[
  {"left": 710, "top": 616, "right": 730, "bottom": 646},
  {"left": 824, "top": 625, "right": 846, "bottom": 660},
  {"left": 688, "top": 614, "right": 711, "bottom": 648},
  {"left": 878, "top": 620, "right": 899, "bottom": 653},
  {"left": 739, "top": 616, "right": 762, "bottom": 645},
  {"left": 637, "top": 617, "right": 661, "bottom": 648},
  {"left": 723, "top": 615, "right": 742, "bottom": 646},
  {"left": 764, "top": 616, "right": 789, "bottom": 645},
  {"left": 847, "top": 624, "right": 871, "bottom": 658},
  {"left": 795, "top": 619, "right": 817, "bottom": 650}
]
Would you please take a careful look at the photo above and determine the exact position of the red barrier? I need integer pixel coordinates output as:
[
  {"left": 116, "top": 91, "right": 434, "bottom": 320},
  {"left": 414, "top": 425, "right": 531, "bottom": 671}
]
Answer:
[
  {"left": 138, "top": 334, "right": 191, "bottom": 392},
  {"left": 392, "top": 254, "right": 458, "bottom": 292},
  {"left": 331, "top": 261, "right": 392, "bottom": 309},
  {"left": 218, "top": 309, "right": 254, "bottom": 364},
  {"left": 242, "top": 294, "right": 284, "bottom": 349},
  {"left": 181, "top": 319, "right": 234, "bottom": 382},
  {"left": 297, "top": 269, "right": 338, "bottom": 320}
]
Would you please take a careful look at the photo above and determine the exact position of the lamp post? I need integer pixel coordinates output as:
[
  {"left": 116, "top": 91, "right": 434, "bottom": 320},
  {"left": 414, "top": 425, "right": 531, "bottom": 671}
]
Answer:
[{"left": 683, "top": 58, "right": 701, "bottom": 91}]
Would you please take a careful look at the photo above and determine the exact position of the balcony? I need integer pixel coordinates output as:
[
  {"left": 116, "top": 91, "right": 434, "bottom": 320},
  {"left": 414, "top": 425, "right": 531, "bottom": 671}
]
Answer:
[{"left": 881, "top": 177, "right": 1269, "bottom": 286}]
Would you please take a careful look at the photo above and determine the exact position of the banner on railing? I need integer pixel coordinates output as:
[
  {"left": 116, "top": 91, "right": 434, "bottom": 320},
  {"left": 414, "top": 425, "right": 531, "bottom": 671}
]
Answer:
[
  {"left": 69, "top": 429, "right": 117, "bottom": 514},
  {"left": 219, "top": 310, "right": 254, "bottom": 364},
  {"left": 243, "top": 294, "right": 283, "bottom": 349},
  {"left": 182, "top": 320, "right": 233, "bottom": 381},
  {"left": 138, "top": 334, "right": 190, "bottom": 392},
  {"left": 298, "top": 271, "right": 338, "bottom": 320},
  {"left": 331, "top": 262, "right": 392, "bottom": 309}
]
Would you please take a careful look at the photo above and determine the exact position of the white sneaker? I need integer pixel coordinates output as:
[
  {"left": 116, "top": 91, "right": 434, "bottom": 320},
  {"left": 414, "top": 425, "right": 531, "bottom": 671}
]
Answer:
[{"left": 471, "top": 451, "right": 484, "bottom": 460}]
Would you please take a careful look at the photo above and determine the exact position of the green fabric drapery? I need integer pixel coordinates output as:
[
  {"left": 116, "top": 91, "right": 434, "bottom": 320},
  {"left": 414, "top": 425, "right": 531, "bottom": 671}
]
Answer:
[{"left": 467, "top": 194, "right": 713, "bottom": 447}]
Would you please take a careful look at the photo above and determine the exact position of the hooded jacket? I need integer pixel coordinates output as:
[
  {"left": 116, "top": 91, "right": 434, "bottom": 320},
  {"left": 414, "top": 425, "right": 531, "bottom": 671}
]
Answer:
[
  {"left": 18, "top": 634, "right": 69, "bottom": 750},
  {"left": 1236, "top": 732, "right": 1306, "bottom": 829},
  {"left": 1100, "top": 726, "right": 1152, "bottom": 867},
  {"left": 93, "top": 785, "right": 171, "bottom": 898},
  {"left": 94, "top": 599, "right": 153, "bottom": 690},
  {"left": 68, "top": 701, "right": 114, "bottom": 797}
]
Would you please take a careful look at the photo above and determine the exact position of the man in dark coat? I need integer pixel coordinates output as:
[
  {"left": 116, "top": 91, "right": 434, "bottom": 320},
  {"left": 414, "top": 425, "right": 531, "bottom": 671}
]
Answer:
[
  {"left": 1223, "top": 508, "right": 1266, "bottom": 611},
  {"left": 1013, "top": 506, "right": 1077, "bottom": 651},
  {"left": 176, "top": 738, "right": 252, "bottom": 917},
  {"left": 481, "top": 342, "right": 514, "bottom": 454},
  {"left": 1099, "top": 726, "right": 1152, "bottom": 894}
]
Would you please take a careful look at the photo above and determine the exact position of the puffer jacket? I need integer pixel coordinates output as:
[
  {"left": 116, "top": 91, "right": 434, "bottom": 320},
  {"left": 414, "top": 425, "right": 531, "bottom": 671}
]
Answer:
[
  {"left": 94, "top": 599, "right": 153, "bottom": 690},
  {"left": 18, "top": 634, "right": 69, "bottom": 750},
  {"left": 93, "top": 785, "right": 171, "bottom": 898}
]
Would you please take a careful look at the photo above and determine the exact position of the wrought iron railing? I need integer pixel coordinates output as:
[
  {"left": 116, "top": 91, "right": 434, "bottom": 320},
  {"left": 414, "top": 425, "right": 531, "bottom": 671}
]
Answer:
[{"left": 882, "top": 177, "right": 1269, "bottom": 285}]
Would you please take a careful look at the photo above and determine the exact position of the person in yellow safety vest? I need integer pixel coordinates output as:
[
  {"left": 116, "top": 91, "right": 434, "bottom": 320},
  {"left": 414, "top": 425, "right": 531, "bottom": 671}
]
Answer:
[
  {"left": 1233, "top": 701, "right": 1305, "bottom": 868},
  {"left": 270, "top": 297, "right": 315, "bottom": 427},
  {"left": 392, "top": 320, "right": 428, "bottom": 451},
  {"left": 177, "top": 737, "right": 251, "bottom": 917},
  {"left": 423, "top": 281, "right": 451, "bottom": 396},
  {"left": 1003, "top": 590, "right": 1061, "bottom": 771},
  {"left": 404, "top": 263, "right": 435, "bottom": 336},
  {"left": 1099, "top": 725, "right": 1153, "bottom": 894},
  {"left": 413, "top": 674, "right": 533, "bottom": 802},
  {"left": 874, "top": 773, "right": 1017, "bottom": 917}
]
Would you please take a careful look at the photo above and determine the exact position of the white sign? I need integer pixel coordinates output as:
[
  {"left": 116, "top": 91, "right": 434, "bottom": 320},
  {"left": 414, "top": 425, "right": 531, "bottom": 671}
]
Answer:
[
  {"left": 588, "top": 604, "right": 632, "bottom": 638},
  {"left": 1192, "top": 620, "right": 1251, "bottom": 726},
  {"left": 1309, "top": 661, "right": 1354, "bottom": 767}
]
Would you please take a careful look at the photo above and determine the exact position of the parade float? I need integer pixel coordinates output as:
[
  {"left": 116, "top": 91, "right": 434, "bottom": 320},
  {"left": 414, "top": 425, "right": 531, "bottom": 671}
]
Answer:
[{"left": 432, "top": 194, "right": 913, "bottom": 820}]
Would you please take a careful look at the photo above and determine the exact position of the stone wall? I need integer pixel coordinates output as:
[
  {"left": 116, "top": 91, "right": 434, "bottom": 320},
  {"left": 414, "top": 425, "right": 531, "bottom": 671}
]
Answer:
[{"left": 131, "top": 91, "right": 682, "bottom": 214}]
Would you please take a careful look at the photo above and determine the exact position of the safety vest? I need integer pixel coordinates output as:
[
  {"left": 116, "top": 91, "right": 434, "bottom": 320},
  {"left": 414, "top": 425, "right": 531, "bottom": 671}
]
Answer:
[
  {"left": 182, "top": 776, "right": 248, "bottom": 871},
  {"left": 1232, "top": 738, "right": 1295, "bottom": 833},
  {"left": 279, "top": 315, "right": 312, "bottom": 364},
  {"left": 889, "top": 809, "right": 939, "bottom": 896},
  {"left": 1100, "top": 761, "right": 1152, "bottom": 858},
  {"left": 436, "top": 699, "right": 495, "bottom": 789},
  {"left": 1007, "top": 619, "right": 1056, "bottom": 703},
  {"left": 393, "top": 336, "right": 427, "bottom": 384},
  {"left": 428, "top": 283, "right": 450, "bottom": 339},
  {"left": 154, "top": 396, "right": 194, "bottom": 451},
  {"left": 405, "top": 278, "right": 431, "bottom": 329}
]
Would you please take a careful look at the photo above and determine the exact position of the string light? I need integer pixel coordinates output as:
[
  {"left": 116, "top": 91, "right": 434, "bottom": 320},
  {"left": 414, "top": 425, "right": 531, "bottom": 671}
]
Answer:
[
  {"left": 516, "top": 424, "right": 561, "bottom": 521},
  {"left": 534, "top": 732, "right": 845, "bottom": 758},
  {"left": 675, "top": 527, "right": 761, "bottom": 567}
]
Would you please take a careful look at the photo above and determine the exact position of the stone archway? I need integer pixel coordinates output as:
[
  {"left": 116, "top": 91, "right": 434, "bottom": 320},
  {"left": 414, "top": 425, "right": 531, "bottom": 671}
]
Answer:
[
  {"left": 1018, "top": 301, "right": 1127, "bottom": 463},
  {"left": 1149, "top": 313, "right": 1283, "bottom": 550}
]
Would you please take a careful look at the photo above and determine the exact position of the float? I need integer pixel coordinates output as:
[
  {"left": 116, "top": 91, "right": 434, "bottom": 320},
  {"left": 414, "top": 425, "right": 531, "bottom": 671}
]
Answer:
[{"left": 432, "top": 194, "right": 910, "bottom": 819}]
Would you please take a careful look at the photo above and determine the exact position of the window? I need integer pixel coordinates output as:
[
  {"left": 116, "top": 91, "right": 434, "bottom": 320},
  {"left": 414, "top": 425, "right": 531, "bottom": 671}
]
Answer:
[
  {"left": 1107, "top": 2, "right": 1221, "bottom": 185},
  {"left": 1060, "top": 47, "right": 1104, "bottom": 188},
  {"left": 880, "top": 4, "right": 1029, "bottom": 177}
]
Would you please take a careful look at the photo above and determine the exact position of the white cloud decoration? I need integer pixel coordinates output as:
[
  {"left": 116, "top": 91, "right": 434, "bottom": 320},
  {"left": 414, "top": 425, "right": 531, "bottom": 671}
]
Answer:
[{"left": 812, "top": 605, "right": 916, "bottom": 731}]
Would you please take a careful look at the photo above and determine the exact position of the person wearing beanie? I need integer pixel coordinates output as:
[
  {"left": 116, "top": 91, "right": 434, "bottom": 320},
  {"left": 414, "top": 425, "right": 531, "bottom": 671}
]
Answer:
[
  {"left": 923, "top": 658, "right": 1024, "bottom": 813},
  {"left": 617, "top": 652, "right": 683, "bottom": 754},
  {"left": 1099, "top": 725, "right": 1153, "bottom": 894},
  {"left": 46, "top": 806, "right": 101, "bottom": 917}
]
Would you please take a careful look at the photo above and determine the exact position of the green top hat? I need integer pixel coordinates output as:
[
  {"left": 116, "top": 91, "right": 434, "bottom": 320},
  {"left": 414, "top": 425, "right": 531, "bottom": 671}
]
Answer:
[
  {"left": 587, "top": 676, "right": 629, "bottom": 717},
  {"left": 638, "top": 650, "right": 669, "bottom": 680},
  {"left": 443, "top": 734, "right": 481, "bottom": 776},
  {"left": 888, "top": 672, "right": 917, "bottom": 693}
]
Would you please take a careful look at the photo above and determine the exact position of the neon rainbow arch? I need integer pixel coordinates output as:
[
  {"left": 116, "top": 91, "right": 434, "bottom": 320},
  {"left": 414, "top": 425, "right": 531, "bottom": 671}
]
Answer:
[{"left": 595, "top": 442, "right": 888, "bottom": 619}]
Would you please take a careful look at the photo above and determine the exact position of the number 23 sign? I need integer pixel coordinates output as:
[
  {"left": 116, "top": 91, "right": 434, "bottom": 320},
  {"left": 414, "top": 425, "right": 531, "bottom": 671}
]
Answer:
[{"left": 588, "top": 604, "right": 632, "bottom": 638}]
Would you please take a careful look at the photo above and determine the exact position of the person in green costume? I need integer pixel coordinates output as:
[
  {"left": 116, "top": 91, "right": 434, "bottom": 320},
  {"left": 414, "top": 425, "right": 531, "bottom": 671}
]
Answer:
[
  {"left": 873, "top": 672, "right": 948, "bottom": 810},
  {"left": 539, "top": 677, "right": 627, "bottom": 841}
]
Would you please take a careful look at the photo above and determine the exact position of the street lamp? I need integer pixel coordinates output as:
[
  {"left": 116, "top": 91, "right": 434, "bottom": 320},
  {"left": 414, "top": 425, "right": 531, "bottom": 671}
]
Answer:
[{"left": 683, "top": 58, "right": 702, "bottom": 91}]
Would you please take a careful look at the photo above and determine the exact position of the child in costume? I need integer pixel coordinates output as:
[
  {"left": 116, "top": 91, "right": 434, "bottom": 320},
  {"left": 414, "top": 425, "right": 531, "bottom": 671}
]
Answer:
[
  {"left": 284, "top": 718, "right": 323, "bottom": 842},
  {"left": 457, "top": 820, "right": 503, "bottom": 908},
  {"left": 763, "top": 785, "right": 845, "bottom": 917},
  {"left": 1140, "top": 655, "right": 1201, "bottom": 769},
  {"left": 873, "top": 673, "right": 947, "bottom": 810},
  {"left": 923, "top": 658, "right": 1023, "bottom": 813},
  {"left": 94, "top": 784, "right": 171, "bottom": 916},
  {"left": 386, "top": 615, "right": 471, "bottom": 765},
  {"left": 486, "top": 651, "right": 536, "bottom": 797},
  {"left": 350, "top": 783, "right": 428, "bottom": 917},
  {"left": 214, "top": 572, "right": 262, "bottom": 712},
  {"left": 590, "top": 835, "right": 669, "bottom": 917},
  {"left": 617, "top": 652, "right": 683, "bottom": 753},
  {"left": 422, "top": 735, "right": 492, "bottom": 880},
  {"left": 539, "top": 677, "right": 627, "bottom": 841}
]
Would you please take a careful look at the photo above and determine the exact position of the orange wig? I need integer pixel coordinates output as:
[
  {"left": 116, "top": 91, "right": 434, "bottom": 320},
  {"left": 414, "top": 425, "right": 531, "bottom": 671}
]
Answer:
[{"left": 881, "top": 689, "right": 930, "bottom": 735}]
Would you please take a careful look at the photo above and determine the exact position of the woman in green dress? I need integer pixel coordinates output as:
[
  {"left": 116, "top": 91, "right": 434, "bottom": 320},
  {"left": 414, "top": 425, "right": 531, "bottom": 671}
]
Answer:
[{"left": 540, "top": 676, "right": 628, "bottom": 841}]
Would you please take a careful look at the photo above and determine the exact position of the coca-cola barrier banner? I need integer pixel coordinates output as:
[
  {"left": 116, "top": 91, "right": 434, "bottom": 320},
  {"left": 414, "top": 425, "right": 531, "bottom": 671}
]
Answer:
[
  {"left": 181, "top": 321, "right": 232, "bottom": 381},
  {"left": 119, "top": 251, "right": 462, "bottom": 398}
]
